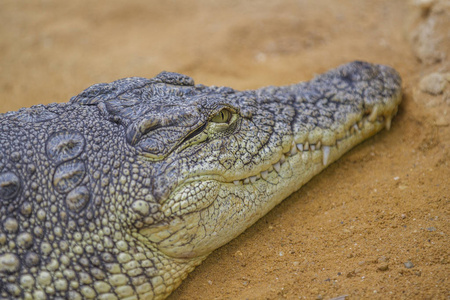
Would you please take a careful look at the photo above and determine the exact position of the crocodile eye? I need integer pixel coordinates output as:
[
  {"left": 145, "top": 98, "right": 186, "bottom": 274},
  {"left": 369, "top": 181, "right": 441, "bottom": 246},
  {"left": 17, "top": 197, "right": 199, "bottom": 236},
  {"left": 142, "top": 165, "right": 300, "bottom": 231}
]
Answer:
[{"left": 210, "top": 109, "right": 232, "bottom": 123}]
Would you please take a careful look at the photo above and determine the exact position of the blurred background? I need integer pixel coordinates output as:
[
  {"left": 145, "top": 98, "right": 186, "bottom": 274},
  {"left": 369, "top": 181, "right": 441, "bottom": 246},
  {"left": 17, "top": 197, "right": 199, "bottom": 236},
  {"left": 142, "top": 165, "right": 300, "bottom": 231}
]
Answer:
[{"left": 0, "top": 0, "right": 411, "bottom": 112}]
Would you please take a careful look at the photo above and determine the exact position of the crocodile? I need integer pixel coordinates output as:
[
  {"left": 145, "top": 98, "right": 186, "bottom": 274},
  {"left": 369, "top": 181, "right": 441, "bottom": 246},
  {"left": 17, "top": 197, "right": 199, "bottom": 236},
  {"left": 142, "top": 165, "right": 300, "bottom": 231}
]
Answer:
[{"left": 0, "top": 61, "right": 402, "bottom": 299}]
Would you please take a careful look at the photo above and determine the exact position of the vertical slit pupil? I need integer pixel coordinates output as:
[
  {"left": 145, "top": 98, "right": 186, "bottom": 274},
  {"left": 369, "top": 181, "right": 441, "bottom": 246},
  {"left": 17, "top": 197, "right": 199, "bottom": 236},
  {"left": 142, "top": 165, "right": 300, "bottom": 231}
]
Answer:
[{"left": 212, "top": 109, "right": 231, "bottom": 123}]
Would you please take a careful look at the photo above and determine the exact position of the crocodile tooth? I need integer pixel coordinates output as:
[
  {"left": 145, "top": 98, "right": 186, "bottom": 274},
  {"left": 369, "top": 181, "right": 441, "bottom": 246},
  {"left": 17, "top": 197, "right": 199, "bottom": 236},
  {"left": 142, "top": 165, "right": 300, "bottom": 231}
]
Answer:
[
  {"left": 244, "top": 178, "right": 250, "bottom": 184},
  {"left": 279, "top": 154, "right": 286, "bottom": 165},
  {"left": 296, "top": 143, "right": 304, "bottom": 152},
  {"left": 316, "top": 141, "right": 321, "bottom": 149},
  {"left": 233, "top": 180, "right": 240, "bottom": 185},
  {"left": 385, "top": 116, "right": 392, "bottom": 130},
  {"left": 261, "top": 170, "right": 268, "bottom": 179},
  {"left": 310, "top": 144, "right": 316, "bottom": 151},
  {"left": 368, "top": 106, "right": 379, "bottom": 122},
  {"left": 304, "top": 142, "right": 309, "bottom": 151},
  {"left": 273, "top": 162, "right": 281, "bottom": 173},
  {"left": 250, "top": 176, "right": 257, "bottom": 183},
  {"left": 322, "top": 146, "right": 331, "bottom": 166},
  {"left": 290, "top": 143, "right": 298, "bottom": 155},
  {"left": 268, "top": 165, "right": 274, "bottom": 172}
]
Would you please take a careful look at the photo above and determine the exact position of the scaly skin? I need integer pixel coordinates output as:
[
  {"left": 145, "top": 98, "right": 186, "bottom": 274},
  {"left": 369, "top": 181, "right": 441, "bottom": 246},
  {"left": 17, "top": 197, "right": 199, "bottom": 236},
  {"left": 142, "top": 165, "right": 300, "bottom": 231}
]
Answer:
[{"left": 0, "top": 61, "right": 401, "bottom": 299}]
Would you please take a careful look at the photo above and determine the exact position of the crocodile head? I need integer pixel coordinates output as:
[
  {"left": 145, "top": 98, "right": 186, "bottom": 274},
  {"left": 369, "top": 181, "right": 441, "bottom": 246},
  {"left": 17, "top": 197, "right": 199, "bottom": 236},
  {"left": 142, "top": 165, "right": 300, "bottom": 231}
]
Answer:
[
  {"left": 0, "top": 61, "right": 401, "bottom": 299},
  {"left": 72, "top": 61, "right": 402, "bottom": 259}
]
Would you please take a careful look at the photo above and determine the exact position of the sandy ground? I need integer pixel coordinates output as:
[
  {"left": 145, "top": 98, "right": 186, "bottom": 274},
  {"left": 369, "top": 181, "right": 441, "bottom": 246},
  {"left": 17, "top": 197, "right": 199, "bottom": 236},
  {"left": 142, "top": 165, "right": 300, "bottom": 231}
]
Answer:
[{"left": 0, "top": 0, "right": 449, "bottom": 299}]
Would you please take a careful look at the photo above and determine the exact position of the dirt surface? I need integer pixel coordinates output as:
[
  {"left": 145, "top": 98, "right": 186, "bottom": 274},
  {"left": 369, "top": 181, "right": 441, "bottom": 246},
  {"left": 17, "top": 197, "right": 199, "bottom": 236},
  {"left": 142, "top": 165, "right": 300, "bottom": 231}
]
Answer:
[{"left": 0, "top": 0, "right": 448, "bottom": 299}]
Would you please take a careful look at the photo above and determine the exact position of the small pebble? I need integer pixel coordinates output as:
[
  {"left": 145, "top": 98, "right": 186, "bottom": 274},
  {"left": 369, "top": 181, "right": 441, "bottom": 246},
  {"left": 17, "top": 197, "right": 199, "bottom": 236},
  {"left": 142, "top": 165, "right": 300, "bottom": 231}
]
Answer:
[
  {"left": 378, "top": 263, "right": 389, "bottom": 271},
  {"left": 330, "top": 295, "right": 349, "bottom": 300},
  {"left": 419, "top": 73, "right": 447, "bottom": 95},
  {"left": 346, "top": 271, "right": 356, "bottom": 278},
  {"left": 404, "top": 261, "right": 414, "bottom": 269}
]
